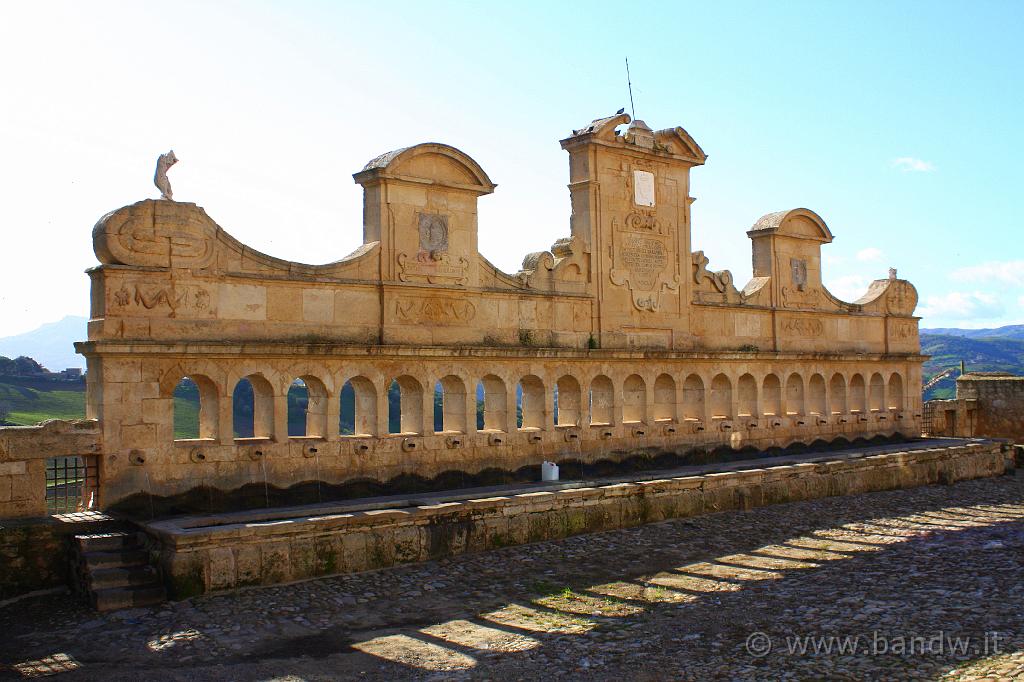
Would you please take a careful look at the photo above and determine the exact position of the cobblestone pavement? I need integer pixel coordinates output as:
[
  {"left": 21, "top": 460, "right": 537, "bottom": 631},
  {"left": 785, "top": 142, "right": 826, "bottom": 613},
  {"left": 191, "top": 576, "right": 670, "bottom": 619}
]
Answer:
[{"left": 3, "top": 473, "right": 1024, "bottom": 681}]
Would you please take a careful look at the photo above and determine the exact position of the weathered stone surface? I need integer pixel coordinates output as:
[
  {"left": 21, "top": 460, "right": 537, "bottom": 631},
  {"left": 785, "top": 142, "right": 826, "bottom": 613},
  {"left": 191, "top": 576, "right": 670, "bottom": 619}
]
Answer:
[
  {"left": 925, "top": 372, "right": 1024, "bottom": 442},
  {"left": 0, "top": 519, "right": 68, "bottom": 600},
  {"left": 147, "top": 441, "right": 1009, "bottom": 597}
]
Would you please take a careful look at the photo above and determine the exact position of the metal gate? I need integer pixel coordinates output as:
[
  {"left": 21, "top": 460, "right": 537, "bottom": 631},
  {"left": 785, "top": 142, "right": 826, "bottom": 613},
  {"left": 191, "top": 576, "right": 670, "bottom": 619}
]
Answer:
[{"left": 45, "top": 455, "right": 99, "bottom": 514}]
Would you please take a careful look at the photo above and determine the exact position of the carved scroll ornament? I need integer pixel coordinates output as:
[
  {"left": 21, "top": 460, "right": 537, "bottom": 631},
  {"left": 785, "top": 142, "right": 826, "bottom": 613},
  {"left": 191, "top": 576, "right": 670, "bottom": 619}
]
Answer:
[
  {"left": 397, "top": 252, "right": 469, "bottom": 285},
  {"left": 691, "top": 251, "right": 734, "bottom": 293},
  {"left": 394, "top": 297, "right": 476, "bottom": 325},
  {"left": 780, "top": 317, "right": 824, "bottom": 338},
  {"left": 781, "top": 286, "right": 823, "bottom": 310},
  {"left": 93, "top": 200, "right": 217, "bottom": 269},
  {"left": 885, "top": 280, "right": 918, "bottom": 316},
  {"left": 111, "top": 281, "right": 214, "bottom": 318}
]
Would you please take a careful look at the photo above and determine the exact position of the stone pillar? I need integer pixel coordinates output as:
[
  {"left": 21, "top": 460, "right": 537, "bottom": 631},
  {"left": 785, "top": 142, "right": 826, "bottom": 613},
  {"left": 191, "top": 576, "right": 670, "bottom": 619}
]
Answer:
[
  {"left": 272, "top": 394, "right": 288, "bottom": 442},
  {"left": 326, "top": 392, "right": 341, "bottom": 441},
  {"left": 218, "top": 388, "right": 234, "bottom": 445},
  {"left": 374, "top": 383, "right": 389, "bottom": 437},
  {"left": 503, "top": 383, "right": 516, "bottom": 433}
]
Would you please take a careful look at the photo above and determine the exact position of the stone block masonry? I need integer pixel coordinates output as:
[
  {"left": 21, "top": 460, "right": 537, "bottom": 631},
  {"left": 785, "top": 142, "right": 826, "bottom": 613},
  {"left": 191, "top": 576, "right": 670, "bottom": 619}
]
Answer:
[
  {"left": 0, "top": 520, "right": 68, "bottom": 600},
  {"left": 924, "top": 372, "right": 1024, "bottom": 442},
  {"left": 147, "top": 440, "right": 1011, "bottom": 598},
  {"left": 0, "top": 109, "right": 925, "bottom": 519},
  {"left": 0, "top": 512, "right": 120, "bottom": 601},
  {"left": 0, "top": 420, "right": 100, "bottom": 519}
]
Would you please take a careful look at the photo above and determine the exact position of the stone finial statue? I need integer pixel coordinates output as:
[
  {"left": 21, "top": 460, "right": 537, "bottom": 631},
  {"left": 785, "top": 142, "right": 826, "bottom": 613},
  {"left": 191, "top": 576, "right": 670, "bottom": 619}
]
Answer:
[
  {"left": 889, "top": 267, "right": 898, "bottom": 280},
  {"left": 154, "top": 150, "right": 178, "bottom": 201}
]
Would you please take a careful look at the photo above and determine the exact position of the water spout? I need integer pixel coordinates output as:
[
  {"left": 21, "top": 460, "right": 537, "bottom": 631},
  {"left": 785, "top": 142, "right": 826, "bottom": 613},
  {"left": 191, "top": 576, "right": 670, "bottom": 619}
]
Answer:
[
  {"left": 314, "top": 451, "right": 322, "bottom": 503},
  {"left": 260, "top": 456, "right": 270, "bottom": 508},
  {"left": 143, "top": 470, "right": 155, "bottom": 520}
]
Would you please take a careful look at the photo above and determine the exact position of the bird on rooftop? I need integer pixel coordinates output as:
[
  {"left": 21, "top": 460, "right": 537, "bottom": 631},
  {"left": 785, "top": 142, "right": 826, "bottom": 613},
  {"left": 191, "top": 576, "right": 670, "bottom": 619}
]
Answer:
[{"left": 616, "top": 108, "right": 625, "bottom": 114}]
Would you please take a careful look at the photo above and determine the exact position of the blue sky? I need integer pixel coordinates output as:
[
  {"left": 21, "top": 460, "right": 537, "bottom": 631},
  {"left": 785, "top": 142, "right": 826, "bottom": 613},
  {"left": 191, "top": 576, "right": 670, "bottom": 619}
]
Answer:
[{"left": 1, "top": 0, "right": 1021, "bottom": 336}]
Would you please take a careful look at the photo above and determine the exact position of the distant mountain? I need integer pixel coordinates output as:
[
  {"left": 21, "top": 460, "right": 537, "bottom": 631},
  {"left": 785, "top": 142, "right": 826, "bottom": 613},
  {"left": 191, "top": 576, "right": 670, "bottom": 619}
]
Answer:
[
  {"left": 922, "top": 324, "right": 1024, "bottom": 340},
  {"left": 0, "top": 316, "right": 88, "bottom": 371}
]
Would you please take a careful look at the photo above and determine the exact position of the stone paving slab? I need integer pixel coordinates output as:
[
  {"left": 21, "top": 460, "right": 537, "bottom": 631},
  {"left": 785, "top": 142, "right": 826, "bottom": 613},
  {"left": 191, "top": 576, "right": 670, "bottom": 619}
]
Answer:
[{"left": 2, "top": 471, "right": 1024, "bottom": 680}]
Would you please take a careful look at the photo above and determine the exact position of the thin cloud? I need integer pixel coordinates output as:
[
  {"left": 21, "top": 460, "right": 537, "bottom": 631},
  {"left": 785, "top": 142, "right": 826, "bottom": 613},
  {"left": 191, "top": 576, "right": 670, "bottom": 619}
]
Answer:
[
  {"left": 918, "top": 291, "right": 1003, "bottom": 320},
  {"left": 951, "top": 260, "right": 1024, "bottom": 287},
  {"left": 892, "top": 157, "right": 935, "bottom": 172},
  {"left": 856, "top": 247, "right": 884, "bottom": 262},
  {"left": 825, "top": 274, "right": 871, "bottom": 302}
]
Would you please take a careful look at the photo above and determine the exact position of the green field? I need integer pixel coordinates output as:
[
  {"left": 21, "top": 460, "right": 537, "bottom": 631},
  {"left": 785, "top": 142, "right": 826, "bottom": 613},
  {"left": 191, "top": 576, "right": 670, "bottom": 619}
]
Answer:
[
  {"left": 0, "top": 379, "right": 86, "bottom": 425},
  {"left": 0, "top": 377, "right": 202, "bottom": 438},
  {"left": 173, "top": 396, "right": 201, "bottom": 439}
]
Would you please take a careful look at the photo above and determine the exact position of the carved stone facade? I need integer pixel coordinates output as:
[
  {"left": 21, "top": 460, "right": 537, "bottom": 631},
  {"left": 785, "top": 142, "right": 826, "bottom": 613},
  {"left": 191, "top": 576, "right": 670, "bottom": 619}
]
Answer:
[{"left": 0, "top": 113, "right": 925, "bottom": 518}]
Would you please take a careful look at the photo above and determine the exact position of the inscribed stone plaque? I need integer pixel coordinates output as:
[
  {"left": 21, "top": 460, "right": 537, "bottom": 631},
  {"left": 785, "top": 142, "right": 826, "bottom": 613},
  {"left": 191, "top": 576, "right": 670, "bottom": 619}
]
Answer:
[
  {"left": 633, "top": 170, "right": 655, "bottom": 207},
  {"left": 610, "top": 234, "right": 678, "bottom": 312},
  {"left": 620, "top": 237, "right": 667, "bottom": 289}
]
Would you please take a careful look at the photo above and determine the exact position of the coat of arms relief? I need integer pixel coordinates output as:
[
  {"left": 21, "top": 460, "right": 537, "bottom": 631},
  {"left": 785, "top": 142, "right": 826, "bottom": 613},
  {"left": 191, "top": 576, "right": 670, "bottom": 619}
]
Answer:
[{"left": 397, "top": 213, "right": 469, "bottom": 285}]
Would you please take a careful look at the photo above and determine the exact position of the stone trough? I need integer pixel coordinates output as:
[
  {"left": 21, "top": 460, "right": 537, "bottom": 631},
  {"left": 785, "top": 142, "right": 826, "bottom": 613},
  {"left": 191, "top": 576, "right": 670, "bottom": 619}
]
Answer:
[{"left": 144, "top": 438, "right": 1014, "bottom": 599}]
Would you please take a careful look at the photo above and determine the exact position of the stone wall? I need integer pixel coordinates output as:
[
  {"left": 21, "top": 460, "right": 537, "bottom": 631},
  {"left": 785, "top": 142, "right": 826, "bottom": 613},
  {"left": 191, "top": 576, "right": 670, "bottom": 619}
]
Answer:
[
  {"left": 924, "top": 373, "right": 1024, "bottom": 443},
  {"left": 149, "top": 441, "right": 1010, "bottom": 598},
  {"left": 957, "top": 373, "right": 1024, "bottom": 441},
  {"left": 0, "top": 420, "right": 100, "bottom": 519},
  {"left": 0, "top": 517, "right": 77, "bottom": 600}
]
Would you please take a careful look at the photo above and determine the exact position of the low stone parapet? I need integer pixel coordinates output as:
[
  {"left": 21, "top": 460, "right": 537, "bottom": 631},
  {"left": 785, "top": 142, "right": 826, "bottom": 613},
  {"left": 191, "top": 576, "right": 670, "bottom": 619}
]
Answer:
[
  {"left": 0, "top": 420, "right": 101, "bottom": 518},
  {"left": 148, "top": 440, "right": 1012, "bottom": 599}
]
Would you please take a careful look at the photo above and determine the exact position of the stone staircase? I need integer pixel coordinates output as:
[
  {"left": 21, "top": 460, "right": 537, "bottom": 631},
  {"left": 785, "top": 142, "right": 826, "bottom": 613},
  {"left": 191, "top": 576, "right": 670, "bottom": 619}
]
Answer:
[{"left": 71, "top": 530, "right": 166, "bottom": 611}]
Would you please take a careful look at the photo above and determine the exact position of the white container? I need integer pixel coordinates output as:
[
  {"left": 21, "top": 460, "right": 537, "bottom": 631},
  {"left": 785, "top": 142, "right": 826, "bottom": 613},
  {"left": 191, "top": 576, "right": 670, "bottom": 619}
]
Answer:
[{"left": 541, "top": 461, "right": 559, "bottom": 482}]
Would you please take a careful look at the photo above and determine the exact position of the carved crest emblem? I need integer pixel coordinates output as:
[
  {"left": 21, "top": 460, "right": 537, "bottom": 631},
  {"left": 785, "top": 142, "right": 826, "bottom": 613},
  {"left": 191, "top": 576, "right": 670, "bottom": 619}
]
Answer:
[
  {"left": 418, "top": 213, "right": 449, "bottom": 261},
  {"left": 397, "top": 212, "right": 468, "bottom": 285},
  {"left": 790, "top": 258, "right": 807, "bottom": 291},
  {"left": 885, "top": 280, "right": 918, "bottom": 316}
]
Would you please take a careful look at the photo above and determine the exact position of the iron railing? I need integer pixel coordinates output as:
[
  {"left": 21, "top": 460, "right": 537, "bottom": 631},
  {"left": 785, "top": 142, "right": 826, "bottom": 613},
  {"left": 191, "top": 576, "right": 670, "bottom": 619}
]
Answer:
[{"left": 45, "top": 455, "right": 99, "bottom": 514}]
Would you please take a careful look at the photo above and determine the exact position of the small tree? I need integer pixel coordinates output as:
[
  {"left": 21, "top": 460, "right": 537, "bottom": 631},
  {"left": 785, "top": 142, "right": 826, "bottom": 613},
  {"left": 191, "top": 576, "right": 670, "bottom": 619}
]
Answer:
[{"left": 13, "top": 356, "right": 46, "bottom": 375}]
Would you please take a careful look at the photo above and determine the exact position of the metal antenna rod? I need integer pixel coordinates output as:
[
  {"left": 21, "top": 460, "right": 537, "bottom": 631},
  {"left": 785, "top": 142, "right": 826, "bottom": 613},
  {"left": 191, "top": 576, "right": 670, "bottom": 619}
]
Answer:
[{"left": 625, "top": 57, "right": 636, "bottom": 119}]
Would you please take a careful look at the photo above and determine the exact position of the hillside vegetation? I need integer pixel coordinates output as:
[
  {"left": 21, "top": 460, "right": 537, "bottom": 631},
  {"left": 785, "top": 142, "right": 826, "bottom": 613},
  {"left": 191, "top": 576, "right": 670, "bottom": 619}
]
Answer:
[
  {"left": 0, "top": 377, "right": 86, "bottom": 426},
  {"left": 921, "top": 332, "right": 1024, "bottom": 400},
  {"left": 923, "top": 324, "right": 1024, "bottom": 341}
]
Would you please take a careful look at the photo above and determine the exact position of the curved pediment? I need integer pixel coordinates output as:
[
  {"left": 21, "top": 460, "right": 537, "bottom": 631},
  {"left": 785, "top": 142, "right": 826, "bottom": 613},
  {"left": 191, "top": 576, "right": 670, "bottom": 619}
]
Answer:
[
  {"left": 355, "top": 143, "right": 495, "bottom": 194},
  {"left": 566, "top": 112, "right": 632, "bottom": 142},
  {"left": 748, "top": 208, "right": 833, "bottom": 243},
  {"left": 653, "top": 126, "right": 707, "bottom": 165},
  {"left": 562, "top": 113, "right": 707, "bottom": 165},
  {"left": 93, "top": 199, "right": 379, "bottom": 278}
]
